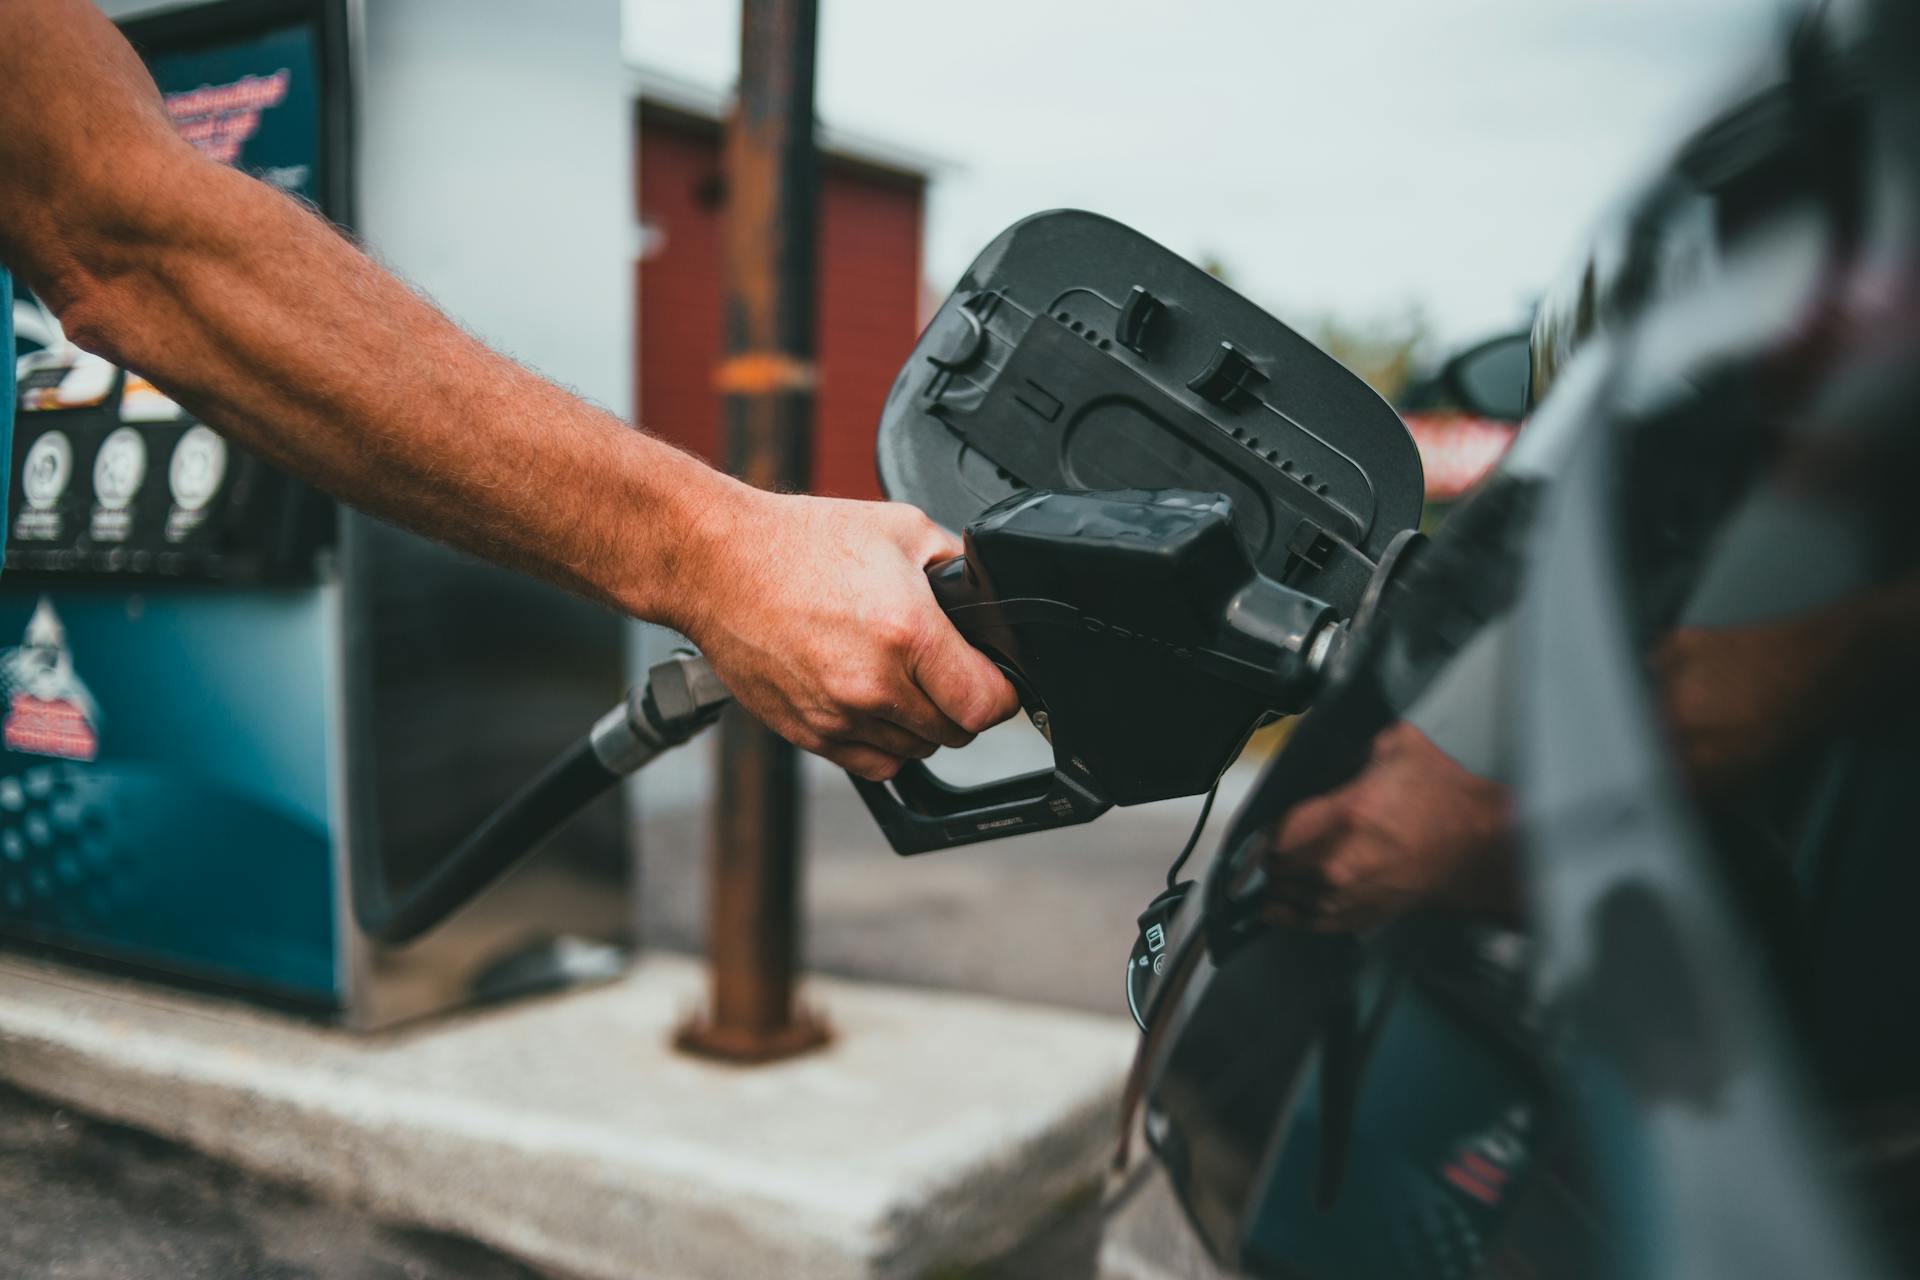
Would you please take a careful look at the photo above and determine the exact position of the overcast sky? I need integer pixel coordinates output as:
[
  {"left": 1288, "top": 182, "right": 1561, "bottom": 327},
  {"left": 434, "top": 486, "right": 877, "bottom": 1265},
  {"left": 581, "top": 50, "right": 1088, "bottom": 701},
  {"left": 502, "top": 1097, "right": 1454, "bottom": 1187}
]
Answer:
[{"left": 626, "top": 0, "right": 1774, "bottom": 348}]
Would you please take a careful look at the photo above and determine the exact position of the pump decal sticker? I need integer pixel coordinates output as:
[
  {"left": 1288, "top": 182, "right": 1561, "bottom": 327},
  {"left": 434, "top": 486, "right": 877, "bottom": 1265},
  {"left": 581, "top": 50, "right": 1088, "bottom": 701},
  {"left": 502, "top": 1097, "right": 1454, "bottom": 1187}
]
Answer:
[
  {"left": 14, "top": 431, "right": 72, "bottom": 543},
  {"left": 164, "top": 70, "right": 291, "bottom": 169},
  {"left": 0, "top": 599, "right": 100, "bottom": 762},
  {"left": 120, "top": 373, "right": 186, "bottom": 424},
  {"left": 166, "top": 426, "right": 228, "bottom": 542},
  {"left": 88, "top": 427, "right": 149, "bottom": 544}
]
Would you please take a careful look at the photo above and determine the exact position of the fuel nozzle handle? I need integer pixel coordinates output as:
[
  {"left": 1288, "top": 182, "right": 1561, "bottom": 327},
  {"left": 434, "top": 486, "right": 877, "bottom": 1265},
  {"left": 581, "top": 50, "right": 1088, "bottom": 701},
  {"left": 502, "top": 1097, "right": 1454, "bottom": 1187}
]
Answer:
[
  {"left": 849, "top": 552, "right": 1116, "bottom": 855},
  {"left": 858, "top": 490, "right": 1356, "bottom": 857}
]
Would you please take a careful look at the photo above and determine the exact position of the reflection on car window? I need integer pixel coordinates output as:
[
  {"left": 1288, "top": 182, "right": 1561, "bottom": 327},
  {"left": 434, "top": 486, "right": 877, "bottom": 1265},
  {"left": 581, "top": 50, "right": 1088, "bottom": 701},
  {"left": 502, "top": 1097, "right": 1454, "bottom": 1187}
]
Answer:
[{"left": 1625, "top": 387, "right": 1920, "bottom": 1102}]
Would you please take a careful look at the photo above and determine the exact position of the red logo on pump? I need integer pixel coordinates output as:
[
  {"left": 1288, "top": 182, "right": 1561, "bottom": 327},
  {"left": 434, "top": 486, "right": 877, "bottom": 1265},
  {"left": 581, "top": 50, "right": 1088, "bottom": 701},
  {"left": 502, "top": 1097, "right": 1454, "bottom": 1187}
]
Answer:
[
  {"left": 4, "top": 695, "right": 96, "bottom": 761},
  {"left": 0, "top": 599, "right": 100, "bottom": 762}
]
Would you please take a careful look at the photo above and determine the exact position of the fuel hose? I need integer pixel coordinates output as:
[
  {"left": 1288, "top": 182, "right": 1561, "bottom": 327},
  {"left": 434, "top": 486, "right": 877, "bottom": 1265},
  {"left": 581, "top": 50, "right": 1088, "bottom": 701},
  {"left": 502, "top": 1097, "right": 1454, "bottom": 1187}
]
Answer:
[{"left": 352, "top": 653, "right": 732, "bottom": 945}]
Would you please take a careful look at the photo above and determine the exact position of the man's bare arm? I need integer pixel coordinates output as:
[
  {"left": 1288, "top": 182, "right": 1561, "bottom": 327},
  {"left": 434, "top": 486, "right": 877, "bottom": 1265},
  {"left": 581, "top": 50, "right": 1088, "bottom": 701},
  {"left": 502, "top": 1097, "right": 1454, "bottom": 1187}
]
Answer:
[
  {"left": 3, "top": 2, "right": 704, "bottom": 606},
  {"left": 0, "top": 0, "right": 1016, "bottom": 777}
]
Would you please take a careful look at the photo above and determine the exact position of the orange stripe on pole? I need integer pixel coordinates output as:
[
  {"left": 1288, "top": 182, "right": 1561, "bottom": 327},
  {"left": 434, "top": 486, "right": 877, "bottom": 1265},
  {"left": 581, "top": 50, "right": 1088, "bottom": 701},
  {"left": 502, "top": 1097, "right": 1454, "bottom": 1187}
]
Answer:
[{"left": 714, "top": 351, "right": 817, "bottom": 394}]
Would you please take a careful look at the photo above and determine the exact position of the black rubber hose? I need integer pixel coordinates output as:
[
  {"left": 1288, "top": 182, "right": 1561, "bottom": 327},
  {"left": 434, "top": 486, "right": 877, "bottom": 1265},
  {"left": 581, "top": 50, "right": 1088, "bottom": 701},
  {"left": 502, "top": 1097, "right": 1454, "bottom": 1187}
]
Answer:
[{"left": 356, "top": 736, "right": 619, "bottom": 946}]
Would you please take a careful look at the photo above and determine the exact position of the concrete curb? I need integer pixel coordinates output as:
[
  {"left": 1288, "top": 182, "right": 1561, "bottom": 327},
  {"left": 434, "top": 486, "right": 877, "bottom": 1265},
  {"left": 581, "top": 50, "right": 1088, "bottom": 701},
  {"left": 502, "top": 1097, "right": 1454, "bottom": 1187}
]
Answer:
[{"left": 0, "top": 954, "right": 1136, "bottom": 1279}]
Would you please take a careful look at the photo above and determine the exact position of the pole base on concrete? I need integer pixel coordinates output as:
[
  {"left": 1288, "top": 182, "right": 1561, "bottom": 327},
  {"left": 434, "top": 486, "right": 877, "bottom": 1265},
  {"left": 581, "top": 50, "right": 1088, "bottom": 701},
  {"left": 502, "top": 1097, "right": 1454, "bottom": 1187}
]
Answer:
[{"left": 674, "top": 1005, "right": 831, "bottom": 1064}]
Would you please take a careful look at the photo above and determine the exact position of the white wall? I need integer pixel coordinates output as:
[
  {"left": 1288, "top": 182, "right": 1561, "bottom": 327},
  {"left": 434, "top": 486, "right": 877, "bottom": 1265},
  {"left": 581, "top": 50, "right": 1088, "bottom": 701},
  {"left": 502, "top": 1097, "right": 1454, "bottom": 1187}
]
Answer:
[
  {"left": 356, "top": 0, "right": 631, "bottom": 413},
  {"left": 98, "top": 0, "right": 634, "bottom": 416}
]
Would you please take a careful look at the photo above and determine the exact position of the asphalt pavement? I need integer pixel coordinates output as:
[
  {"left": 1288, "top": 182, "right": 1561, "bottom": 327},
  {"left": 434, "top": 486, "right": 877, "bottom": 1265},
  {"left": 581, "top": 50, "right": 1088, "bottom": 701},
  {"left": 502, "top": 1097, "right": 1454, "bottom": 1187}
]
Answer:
[{"left": 0, "top": 1082, "right": 555, "bottom": 1280}]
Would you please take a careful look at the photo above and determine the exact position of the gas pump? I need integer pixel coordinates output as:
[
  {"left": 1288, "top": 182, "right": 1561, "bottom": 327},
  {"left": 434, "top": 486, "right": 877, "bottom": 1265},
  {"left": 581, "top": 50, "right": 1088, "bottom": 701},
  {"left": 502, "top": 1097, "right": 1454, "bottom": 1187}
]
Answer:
[{"left": 0, "top": 0, "right": 635, "bottom": 1028}]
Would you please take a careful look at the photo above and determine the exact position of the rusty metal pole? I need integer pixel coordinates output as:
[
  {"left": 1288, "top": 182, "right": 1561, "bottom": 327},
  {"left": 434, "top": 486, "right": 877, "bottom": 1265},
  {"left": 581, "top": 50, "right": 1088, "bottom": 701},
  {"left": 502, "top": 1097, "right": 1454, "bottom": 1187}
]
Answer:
[{"left": 676, "top": 0, "right": 830, "bottom": 1063}]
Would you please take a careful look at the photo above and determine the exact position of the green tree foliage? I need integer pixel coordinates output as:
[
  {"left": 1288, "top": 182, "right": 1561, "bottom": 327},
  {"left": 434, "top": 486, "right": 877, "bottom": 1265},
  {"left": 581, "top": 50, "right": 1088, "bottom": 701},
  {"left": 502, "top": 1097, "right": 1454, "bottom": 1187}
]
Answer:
[
  {"left": 1196, "top": 255, "right": 1433, "bottom": 403},
  {"left": 1302, "top": 306, "right": 1434, "bottom": 403}
]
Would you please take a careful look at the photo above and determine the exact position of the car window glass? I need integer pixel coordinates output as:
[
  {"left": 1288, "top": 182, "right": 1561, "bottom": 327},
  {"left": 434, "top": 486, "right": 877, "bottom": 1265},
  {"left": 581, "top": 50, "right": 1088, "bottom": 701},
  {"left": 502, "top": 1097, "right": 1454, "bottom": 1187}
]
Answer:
[{"left": 1607, "top": 340, "right": 1920, "bottom": 1264}]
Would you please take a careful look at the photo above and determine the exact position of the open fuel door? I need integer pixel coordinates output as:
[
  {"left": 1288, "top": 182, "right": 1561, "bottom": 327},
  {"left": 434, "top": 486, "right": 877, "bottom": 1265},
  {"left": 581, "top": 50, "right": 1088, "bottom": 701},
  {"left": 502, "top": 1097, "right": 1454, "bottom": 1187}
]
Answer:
[
  {"left": 859, "top": 212, "right": 1426, "bottom": 853},
  {"left": 876, "top": 210, "right": 1424, "bottom": 615}
]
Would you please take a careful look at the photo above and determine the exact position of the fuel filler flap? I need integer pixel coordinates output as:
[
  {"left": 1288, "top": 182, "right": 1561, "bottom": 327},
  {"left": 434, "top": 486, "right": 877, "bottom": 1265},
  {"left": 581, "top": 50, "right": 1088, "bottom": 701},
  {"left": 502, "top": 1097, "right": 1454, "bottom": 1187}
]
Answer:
[{"left": 874, "top": 210, "right": 1424, "bottom": 615}]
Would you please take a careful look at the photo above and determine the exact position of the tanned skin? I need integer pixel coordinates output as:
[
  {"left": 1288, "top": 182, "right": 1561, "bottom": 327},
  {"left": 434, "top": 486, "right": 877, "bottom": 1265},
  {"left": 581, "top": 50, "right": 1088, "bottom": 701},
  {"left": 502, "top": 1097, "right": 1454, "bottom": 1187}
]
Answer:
[{"left": 0, "top": 0, "right": 1017, "bottom": 779}]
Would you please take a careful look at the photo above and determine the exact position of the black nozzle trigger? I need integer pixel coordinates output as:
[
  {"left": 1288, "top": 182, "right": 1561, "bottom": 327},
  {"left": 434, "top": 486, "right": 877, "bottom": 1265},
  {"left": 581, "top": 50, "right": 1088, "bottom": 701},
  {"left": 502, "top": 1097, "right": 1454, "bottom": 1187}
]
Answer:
[
  {"left": 847, "top": 550, "right": 1111, "bottom": 854},
  {"left": 926, "top": 554, "right": 1041, "bottom": 718}
]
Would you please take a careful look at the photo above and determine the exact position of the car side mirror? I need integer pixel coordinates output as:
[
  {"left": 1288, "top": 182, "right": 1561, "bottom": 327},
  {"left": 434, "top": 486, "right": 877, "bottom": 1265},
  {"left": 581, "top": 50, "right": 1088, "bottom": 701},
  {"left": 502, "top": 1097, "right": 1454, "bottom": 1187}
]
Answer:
[{"left": 1442, "top": 332, "right": 1531, "bottom": 422}]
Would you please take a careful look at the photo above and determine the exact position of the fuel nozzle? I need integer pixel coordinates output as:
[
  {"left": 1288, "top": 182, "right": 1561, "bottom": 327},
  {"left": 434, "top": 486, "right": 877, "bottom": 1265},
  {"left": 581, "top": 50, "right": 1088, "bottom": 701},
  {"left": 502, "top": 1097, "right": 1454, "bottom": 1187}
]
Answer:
[
  {"left": 856, "top": 490, "right": 1362, "bottom": 855},
  {"left": 590, "top": 651, "right": 734, "bottom": 775},
  {"left": 1217, "top": 576, "right": 1347, "bottom": 714}
]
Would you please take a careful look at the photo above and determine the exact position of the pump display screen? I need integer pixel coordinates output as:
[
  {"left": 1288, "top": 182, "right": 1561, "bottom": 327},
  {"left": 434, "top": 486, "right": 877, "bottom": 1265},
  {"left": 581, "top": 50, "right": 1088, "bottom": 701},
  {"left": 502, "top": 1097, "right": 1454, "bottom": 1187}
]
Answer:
[{"left": 6, "top": 3, "right": 345, "bottom": 583}]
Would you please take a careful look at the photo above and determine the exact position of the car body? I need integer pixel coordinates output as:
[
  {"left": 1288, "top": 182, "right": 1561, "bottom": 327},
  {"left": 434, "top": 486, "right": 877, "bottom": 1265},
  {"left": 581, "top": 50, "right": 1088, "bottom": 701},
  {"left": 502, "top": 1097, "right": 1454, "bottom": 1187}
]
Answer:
[{"left": 1141, "top": 2, "right": 1920, "bottom": 1276}]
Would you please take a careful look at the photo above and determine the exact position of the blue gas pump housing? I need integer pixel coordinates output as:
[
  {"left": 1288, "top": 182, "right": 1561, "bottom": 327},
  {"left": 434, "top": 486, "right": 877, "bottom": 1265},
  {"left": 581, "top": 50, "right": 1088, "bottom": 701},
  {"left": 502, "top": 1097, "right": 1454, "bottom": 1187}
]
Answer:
[{"left": 0, "top": 0, "right": 634, "bottom": 1026}]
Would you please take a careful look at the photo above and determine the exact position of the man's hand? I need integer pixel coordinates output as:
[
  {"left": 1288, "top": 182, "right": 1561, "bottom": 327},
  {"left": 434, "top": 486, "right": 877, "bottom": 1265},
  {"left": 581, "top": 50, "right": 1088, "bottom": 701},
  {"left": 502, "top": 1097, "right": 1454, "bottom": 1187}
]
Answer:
[
  {"left": 1651, "top": 621, "right": 1837, "bottom": 791},
  {"left": 674, "top": 490, "right": 1019, "bottom": 781},
  {"left": 1651, "top": 573, "right": 1920, "bottom": 791},
  {"left": 1262, "top": 721, "right": 1516, "bottom": 932}
]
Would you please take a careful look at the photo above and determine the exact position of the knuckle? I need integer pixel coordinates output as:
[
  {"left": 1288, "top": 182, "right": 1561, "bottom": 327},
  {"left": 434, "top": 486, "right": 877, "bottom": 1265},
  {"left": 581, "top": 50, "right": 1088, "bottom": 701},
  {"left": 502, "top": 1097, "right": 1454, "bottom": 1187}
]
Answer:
[
  {"left": 893, "top": 503, "right": 942, "bottom": 542},
  {"left": 879, "top": 611, "right": 927, "bottom": 657},
  {"left": 811, "top": 707, "right": 856, "bottom": 740},
  {"left": 888, "top": 504, "right": 931, "bottom": 534},
  {"left": 850, "top": 679, "right": 896, "bottom": 715},
  {"left": 824, "top": 667, "right": 888, "bottom": 717},
  {"left": 954, "top": 690, "right": 1002, "bottom": 734}
]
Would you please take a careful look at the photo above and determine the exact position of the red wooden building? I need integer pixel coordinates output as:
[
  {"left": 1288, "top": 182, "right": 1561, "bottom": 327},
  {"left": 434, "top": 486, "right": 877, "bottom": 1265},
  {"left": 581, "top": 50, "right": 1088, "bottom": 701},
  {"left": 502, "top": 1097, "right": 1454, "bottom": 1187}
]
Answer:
[{"left": 635, "top": 82, "right": 934, "bottom": 501}]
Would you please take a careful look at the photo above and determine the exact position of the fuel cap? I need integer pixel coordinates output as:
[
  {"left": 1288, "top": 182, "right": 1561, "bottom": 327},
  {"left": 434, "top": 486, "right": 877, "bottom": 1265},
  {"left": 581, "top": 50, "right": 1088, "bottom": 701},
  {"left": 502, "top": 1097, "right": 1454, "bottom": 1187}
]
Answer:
[{"left": 1126, "top": 881, "right": 1193, "bottom": 1030}]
